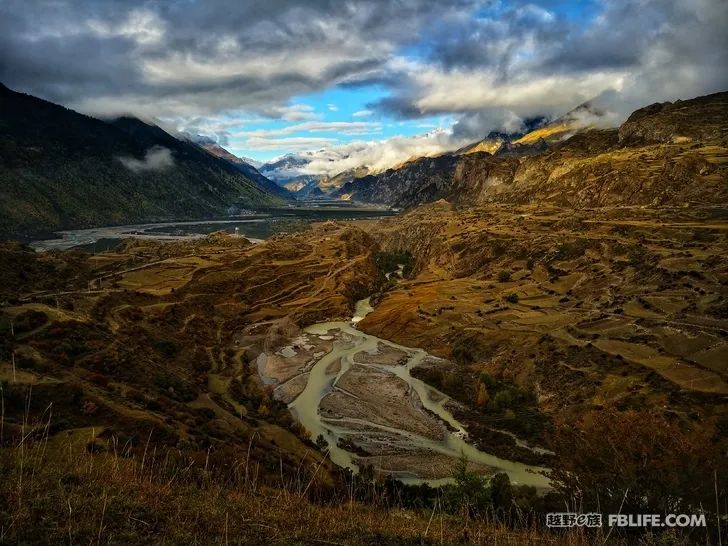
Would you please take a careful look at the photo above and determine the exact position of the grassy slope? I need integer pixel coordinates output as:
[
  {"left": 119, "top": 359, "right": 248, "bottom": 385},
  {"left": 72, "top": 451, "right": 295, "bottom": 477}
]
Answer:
[
  {"left": 1, "top": 430, "right": 599, "bottom": 546},
  {"left": 0, "top": 223, "right": 724, "bottom": 544}
]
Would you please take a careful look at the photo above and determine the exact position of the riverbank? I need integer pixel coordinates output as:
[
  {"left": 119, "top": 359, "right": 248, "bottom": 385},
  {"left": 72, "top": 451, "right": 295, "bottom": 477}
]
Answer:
[
  {"left": 259, "top": 296, "right": 551, "bottom": 488},
  {"left": 25, "top": 206, "right": 399, "bottom": 252}
]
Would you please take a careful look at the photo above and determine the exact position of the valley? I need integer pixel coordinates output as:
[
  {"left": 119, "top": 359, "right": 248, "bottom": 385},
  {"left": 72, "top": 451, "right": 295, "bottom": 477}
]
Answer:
[
  {"left": 27, "top": 205, "right": 396, "bottom": 252},
  {"left": 265, "top": 298, "right": 550, "bottom": 487},
  {"left": 2, "top": 201, "right": 726, "bottom": 490},
  {"left": 1, "top": 89, "right": 727, "bottom": 544},
  {"left": 2, "top": 0, "right": 728, "bottom": 540}
]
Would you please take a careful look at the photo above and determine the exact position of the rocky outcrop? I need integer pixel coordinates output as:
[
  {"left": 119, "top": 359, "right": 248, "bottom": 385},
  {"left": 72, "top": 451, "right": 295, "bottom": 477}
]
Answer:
[{"left": 618, "top": 91, "right": 728, "bottom": 145}]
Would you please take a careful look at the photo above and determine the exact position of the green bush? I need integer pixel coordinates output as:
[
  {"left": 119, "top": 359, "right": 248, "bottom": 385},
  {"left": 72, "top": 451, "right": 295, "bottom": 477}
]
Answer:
[
  {"left": 443, "top": 455, "right": 491, "bottom": 516},
  {"left": 375, "top": 250, "right": 414, "bottom": 277}
]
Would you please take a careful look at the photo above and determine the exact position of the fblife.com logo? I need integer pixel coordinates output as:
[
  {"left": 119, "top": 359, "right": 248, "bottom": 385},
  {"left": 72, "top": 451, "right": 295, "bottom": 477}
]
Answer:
[{"left": 547, "top": 513, "right": 707, "bottom": 528}]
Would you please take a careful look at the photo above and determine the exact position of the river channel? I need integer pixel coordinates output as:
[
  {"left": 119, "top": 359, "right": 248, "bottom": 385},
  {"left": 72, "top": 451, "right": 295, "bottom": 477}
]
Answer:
[{"left": 271, "top": 298, "right": 551, "bottom": 489}]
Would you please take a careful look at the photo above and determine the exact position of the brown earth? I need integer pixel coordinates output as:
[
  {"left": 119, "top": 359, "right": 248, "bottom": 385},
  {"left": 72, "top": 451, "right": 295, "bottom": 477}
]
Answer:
[
  {"left": 360, "top": 203, "right": 728, "bottom": 454},
  {"left": 0, "top": 225, "right": 381, "bottom": 486}
]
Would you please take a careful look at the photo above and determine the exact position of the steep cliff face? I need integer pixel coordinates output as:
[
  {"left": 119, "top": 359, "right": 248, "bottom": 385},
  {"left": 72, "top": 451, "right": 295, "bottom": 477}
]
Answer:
[
  {"left": 335, "top": 155, "right": 459, "bottom": 207},
  {"left": 341, "top": 91, "right": 728, "bottom": 209}
]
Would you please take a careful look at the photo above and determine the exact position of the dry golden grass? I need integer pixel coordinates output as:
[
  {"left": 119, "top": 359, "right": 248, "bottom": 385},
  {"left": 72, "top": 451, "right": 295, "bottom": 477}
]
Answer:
[{"left": 0, "top": 429, "right": 610, "bottom": 545}]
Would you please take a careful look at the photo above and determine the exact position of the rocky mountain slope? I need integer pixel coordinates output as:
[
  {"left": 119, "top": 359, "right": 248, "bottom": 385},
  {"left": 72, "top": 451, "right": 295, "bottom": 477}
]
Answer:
[
  {"left": 198, "top": 141, "right": 293, "bottom": 200},
  {"left": 338, "top": 91, "right": 728, "bottom": 208},
  {"left": 511, "top": 99, "right": 607, "bottom": 146},
  {"left": 0, "top": 84, "right": 285, "bottom": 237}
]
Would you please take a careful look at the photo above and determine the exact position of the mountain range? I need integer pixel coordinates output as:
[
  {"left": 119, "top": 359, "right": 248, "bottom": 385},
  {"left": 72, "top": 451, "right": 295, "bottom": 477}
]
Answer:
[
  {"left": 335, "top": 91, "right": 728, "bottom": 208},
  {"left": 0, "top": 84, "right": 288, "bottom": 237},
  {"left": 2, "top": 83, "right": 727, "bottom": 239},
  {"left": 192, "top": 140, "right": 293, "bottom": 200},
  {"left": 257, "top": 99, "right": 614, "bottom": 200}
]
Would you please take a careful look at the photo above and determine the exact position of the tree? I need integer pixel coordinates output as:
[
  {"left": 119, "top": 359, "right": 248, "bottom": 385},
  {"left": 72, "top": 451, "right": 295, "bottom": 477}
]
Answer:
[
  {"left": 476, "top": 382, "right": 489, "bottom": 407},
  {"left": 443, "top": 454, "right": 491, "bottom": 517},
  {"left": 490, "top": 473, "right": 513, "bottom": 514},
  {"left": 498, "top": 270, "right": 511, "bottom": 282},
  {"left": 257, "top": 403, "right": 270, "bottom": 417}
]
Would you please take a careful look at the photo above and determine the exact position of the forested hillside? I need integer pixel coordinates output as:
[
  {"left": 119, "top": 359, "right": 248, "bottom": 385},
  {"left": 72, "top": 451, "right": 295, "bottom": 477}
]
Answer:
[{"left": 0, "top": 84, "right": 284, "bottom": 237}]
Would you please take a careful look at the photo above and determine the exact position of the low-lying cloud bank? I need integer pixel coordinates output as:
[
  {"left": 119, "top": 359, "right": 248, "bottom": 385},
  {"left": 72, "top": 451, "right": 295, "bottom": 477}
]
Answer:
[
  {"left": 298, "top": 130, "right": 469, "bottom": 177},
  {"left": 118, "top": 146, "right": 174, "bottom": 173},
  {"left": 274, "top": 88, "right": 629, "bottom": 177}
]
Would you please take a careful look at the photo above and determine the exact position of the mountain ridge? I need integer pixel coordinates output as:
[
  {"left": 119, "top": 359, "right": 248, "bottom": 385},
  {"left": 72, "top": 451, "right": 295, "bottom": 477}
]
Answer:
[
  {"left": 337, "top": 91, "right": 728, "bottom": 208},
  {"left": 197, "top": 141, "right": 294, "bottom": 200},
  {"left": 0, "top": 84, "right": 285, "bottom": 237}
]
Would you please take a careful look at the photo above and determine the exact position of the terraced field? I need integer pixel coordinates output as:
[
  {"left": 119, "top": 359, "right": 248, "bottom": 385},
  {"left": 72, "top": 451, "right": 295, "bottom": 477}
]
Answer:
[
  {"left": 363, "top": 203, "right": 728, "bottom": 444},
  {"left": 1, "top": 202, "right": 726, "bottom": 495},
  {"left": 0, "top": 226, "right": 381, "bottom": 488}
]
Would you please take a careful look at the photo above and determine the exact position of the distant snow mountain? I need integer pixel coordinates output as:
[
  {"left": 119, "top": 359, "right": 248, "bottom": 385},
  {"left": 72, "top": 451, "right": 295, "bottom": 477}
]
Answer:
[
  {"left": 237, "top": 155, "right": 262, "bottom": 168},
  {"left": 259, "top": 153, "right": 316, "bottom": 182}
]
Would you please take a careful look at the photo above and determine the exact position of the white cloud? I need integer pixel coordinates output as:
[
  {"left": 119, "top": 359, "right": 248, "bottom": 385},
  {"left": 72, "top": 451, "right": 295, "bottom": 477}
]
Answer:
[
  {"left": 375, "top": 0, "right": 728, "bottom": 136},
  {"left": 273, "top": 104, "right": 320, "bottom": 122},
  {"left": 118, "top": 146, "right": 174, "bottom": 173},
  {"left": 386, "top": 58, "right": 627, "bottom": 119},
  {"left": 4, "top": 0, "right": 725, "bottom": 169},
  {"left": 87, "top": 8, "right": 166, "bottom": 45},
  {"left": 300, "top": 129, "right": 470, "bottom": 176},
  {"left": 234, "top": 120, "right": 382, "bottom": 139},
  {"left": 243, "top": 136, "right": 337, "bottom": 151}
]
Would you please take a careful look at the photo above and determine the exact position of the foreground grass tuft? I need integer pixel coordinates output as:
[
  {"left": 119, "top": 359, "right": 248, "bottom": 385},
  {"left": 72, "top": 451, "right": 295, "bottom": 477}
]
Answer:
[{"left": 0, "top": 429, "right": 610, "bottom": 545}]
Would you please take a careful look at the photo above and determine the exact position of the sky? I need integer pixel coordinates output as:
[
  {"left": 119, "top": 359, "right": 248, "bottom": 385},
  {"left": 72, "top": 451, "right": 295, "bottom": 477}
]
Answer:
[{"left": 1, "top": 0, "right": 727, "bottom": 173}]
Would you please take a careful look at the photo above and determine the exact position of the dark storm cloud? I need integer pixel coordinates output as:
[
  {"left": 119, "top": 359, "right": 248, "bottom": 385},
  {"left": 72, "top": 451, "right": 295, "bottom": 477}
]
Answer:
[
  {"left": 370, "top": 0, "right": 728, "bottom": 137},
  {"left": 0, "top": 0, "right": 476, "bottom": 117},
  {"left": 1, "top": 0, "right": 726, "bottom": 146}
]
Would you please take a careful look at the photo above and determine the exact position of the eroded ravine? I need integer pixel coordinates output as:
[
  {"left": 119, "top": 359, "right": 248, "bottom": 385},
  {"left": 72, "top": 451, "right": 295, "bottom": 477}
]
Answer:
[{"left": 271, "top": 298, "right": 550, "bottom": 488}]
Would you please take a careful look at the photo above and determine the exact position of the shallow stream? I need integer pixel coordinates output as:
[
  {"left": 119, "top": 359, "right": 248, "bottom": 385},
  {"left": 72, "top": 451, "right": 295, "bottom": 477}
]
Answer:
[{"left": 287, "top": 298, "right": 551, "bottom": 488}]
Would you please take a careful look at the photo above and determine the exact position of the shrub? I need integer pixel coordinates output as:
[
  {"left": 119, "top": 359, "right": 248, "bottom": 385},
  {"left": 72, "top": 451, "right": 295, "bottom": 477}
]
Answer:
[
  {"left": 443, "top": 455, "right": 491, "bottom": 516},
  {"left": 497, "top": 270, "right": 511, "bottom": 282},
  {"left": 548, "top": 408, "right": 726, "bottom": 515},
  {"left": 153, "top": 340, "right": 179, "bottom": 358},
  {"left": 375, "top": 250, "right": 414, "bottom": 277}
]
